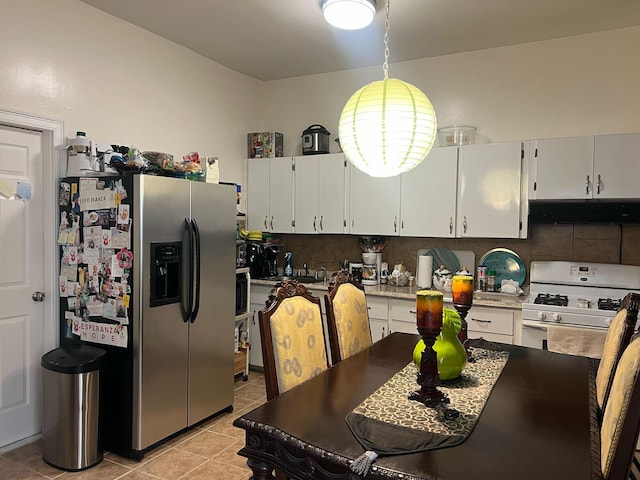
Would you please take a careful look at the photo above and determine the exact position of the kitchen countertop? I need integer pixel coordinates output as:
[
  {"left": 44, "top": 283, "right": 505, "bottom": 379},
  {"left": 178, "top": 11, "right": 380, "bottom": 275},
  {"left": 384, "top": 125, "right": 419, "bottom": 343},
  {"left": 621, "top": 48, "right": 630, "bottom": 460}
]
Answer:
[{"left": 251, "top": 278, "right": 528, "bottom": 309}]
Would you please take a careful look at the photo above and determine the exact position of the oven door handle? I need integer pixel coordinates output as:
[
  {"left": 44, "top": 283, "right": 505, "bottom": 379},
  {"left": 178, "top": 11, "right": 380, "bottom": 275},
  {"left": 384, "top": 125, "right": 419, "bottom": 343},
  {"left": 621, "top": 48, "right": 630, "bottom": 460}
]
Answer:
[{"left": 522, "top": 320, "right": 548, "bottom": 331}]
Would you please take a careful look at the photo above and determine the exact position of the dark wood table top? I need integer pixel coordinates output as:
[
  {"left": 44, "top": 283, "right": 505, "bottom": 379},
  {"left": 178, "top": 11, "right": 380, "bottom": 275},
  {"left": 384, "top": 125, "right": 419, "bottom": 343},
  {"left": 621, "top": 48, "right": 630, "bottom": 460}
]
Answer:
[{"left": 234, "top": 332, "right": 596, "bottom": 480}]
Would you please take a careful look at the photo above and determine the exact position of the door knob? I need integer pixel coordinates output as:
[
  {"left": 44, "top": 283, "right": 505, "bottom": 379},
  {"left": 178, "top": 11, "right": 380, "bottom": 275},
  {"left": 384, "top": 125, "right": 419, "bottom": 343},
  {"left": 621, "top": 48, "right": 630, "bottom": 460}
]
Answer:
[{"left": 32, "top": 291, "right": 45, "bottom": 302}]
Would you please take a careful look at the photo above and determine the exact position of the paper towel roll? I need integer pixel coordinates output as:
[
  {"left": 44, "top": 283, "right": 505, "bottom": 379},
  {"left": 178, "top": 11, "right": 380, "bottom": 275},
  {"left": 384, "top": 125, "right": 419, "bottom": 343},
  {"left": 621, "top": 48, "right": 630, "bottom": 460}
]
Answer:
[{"left": 417, "top": 255, "right": 433, "bottom": 288}]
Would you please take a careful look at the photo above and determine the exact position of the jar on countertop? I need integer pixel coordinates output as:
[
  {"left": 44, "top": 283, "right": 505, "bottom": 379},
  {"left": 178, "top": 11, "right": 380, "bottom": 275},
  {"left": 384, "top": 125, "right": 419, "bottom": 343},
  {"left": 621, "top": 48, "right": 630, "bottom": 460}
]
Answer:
[{"left": 432, "top": 265, "right": 453, "bottom": 292}]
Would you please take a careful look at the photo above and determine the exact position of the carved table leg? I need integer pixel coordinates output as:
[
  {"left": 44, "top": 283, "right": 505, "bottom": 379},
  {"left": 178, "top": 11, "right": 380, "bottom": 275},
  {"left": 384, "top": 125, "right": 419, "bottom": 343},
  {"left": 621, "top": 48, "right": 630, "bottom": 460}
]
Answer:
[{"left": 247, "top": 458, "right": 276, "bottom": 480}]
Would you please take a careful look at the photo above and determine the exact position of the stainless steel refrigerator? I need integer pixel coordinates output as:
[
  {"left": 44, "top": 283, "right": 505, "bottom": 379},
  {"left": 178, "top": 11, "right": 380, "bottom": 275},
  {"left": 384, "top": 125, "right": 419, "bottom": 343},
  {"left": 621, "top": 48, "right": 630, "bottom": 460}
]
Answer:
[{"left": 58, "top": 174, "right": 236, "bottom": 458}]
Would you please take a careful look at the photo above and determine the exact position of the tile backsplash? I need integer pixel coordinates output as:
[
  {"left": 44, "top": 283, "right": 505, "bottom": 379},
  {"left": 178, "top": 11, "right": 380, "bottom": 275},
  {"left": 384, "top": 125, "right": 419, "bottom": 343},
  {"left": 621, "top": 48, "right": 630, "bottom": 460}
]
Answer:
[{"left": 274, "top": 224, "right": 640, "bottom": 285}]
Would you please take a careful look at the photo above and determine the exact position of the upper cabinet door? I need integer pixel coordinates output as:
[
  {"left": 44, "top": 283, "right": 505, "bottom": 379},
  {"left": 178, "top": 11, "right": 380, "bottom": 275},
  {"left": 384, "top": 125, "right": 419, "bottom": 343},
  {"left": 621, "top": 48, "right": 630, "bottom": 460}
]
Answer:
[
  {"left": 400, "top": 147, "right": 458, "bottom": 237},
  {"left": 594, "top": 133, "right": 640, "bottom": 199},
  {"left": 530, "top": 136, "right": 594, "bottom": 200},
  {"left": 247, "top": 158, "right": 270, "bottom": 231},
  {"left": 268, "top": 157, "right": 294, "bottom": 233},
  {"left": 293, "top": 156, "right": 320, "bottom": 234},
  {"left": 457, "top": 142, "right": 523, "bottom": 238},
  {"left": 318, "top": 154, "right": 348, "bottom": 234},
  {"left": 350, "top": 167, "right": 401, "bottom": 236}
]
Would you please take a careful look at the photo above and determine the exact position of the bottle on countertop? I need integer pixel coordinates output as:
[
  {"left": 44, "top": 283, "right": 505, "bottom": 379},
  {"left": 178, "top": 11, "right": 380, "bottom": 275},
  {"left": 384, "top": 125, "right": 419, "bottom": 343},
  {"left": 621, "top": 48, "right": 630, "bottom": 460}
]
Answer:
[
  {"left": 284, "top": 252, "right": 293, "bottom": 277},
  {"left": 486, "top": 269, "right": 496, "bottom": 292},
  {"left": 477, "top": 266, "right": 487, "bottom": 292}
]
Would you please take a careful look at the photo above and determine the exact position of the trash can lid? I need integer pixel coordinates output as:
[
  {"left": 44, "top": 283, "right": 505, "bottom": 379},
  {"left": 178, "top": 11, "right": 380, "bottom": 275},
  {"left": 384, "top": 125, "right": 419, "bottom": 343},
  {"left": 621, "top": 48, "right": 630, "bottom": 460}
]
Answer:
[{"left": 41, "top": 344, "right": 106, "bottom": 374}]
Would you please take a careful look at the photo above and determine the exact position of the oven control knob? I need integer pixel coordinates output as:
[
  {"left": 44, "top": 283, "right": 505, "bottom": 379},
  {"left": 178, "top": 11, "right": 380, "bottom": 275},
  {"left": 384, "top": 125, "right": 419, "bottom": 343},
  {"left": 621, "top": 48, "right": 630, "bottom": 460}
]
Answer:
[
  {"left": 551, "top": 313, "right": 561, "bottom": 322},
  {"left": 605, "top": 317, "right": 613, "bottom": 327},
  {"left": 537, "top": 312, "right": 547, "bottom": 321}
]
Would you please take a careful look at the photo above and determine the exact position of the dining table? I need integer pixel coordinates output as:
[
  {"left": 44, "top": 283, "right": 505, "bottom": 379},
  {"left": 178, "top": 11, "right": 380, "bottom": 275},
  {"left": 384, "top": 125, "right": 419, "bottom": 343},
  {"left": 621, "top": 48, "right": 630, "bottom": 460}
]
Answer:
[{"left": 233, "top": 332, "right": 599, "bottom": 480}]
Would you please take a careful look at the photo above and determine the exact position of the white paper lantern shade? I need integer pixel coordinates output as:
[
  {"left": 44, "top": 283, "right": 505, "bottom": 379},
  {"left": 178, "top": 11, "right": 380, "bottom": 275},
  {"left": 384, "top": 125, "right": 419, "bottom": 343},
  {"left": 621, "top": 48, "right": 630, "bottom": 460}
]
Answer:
[{"left": 339, "top": 78, "right": 437, "bottom": 177}]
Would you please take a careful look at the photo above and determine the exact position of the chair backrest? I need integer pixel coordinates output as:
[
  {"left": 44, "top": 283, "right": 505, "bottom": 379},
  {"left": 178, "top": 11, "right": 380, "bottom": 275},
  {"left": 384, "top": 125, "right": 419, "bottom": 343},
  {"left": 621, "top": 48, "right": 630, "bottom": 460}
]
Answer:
[
  {"left": 595, "top": 292, "right": 640, "bottom": 413},
  {"left": 259, "top": 280, "right": 328, "bottom": 400},
  {"left": 600, "top": 335, "right": 640, "bottom": 480},
  {"left": 324, "top": 270, "right": 372, "bottom": 364}
]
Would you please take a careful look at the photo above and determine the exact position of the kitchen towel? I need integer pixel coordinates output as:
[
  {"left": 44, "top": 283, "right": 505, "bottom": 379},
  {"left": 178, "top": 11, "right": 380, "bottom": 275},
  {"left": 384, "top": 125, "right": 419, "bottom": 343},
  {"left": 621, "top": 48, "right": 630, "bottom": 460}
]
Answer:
[
  {"left": 416, "top": 255, "right": 433, "bottom": 288},
  {"left": 547, "top": 325, "right": 607, "bottom": 359}
]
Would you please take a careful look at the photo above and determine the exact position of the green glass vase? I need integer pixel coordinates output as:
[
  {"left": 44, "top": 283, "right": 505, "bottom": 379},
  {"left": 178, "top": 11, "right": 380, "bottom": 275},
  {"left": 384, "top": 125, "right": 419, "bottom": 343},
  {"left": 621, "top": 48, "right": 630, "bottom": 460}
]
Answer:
[{"left": 413, "top": 308, "right": 467, "bottom": 380}]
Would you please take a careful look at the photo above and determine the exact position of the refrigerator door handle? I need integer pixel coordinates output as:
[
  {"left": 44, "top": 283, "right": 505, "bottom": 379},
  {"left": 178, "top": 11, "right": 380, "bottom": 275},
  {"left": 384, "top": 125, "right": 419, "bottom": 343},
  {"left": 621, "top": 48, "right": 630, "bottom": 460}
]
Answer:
[
  {"left": 190, "top": 218, "right": 201, "bottom": 323},
  {"left": 183, "top": 218, "right": 194, "bottom": 322}
]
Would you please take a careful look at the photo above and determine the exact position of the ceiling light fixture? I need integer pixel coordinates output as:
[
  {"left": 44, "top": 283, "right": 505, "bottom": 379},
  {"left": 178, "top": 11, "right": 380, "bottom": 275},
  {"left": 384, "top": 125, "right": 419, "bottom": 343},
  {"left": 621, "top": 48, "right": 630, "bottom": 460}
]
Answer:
[
  {"left": 322, "top": 0, "right": 376, "bottom": 30},
  {"left": 338, "top": 0, "right": 437, "bottom": 177}
]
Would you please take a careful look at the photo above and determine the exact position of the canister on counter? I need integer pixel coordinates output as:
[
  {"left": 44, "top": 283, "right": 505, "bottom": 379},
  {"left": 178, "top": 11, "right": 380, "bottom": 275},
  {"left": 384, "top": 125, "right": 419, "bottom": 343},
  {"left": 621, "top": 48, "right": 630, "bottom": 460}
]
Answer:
[
  {"left": 486, "top": 269, "right": 496, "bottom": 292},
  {"left": 477, "top": 266, "right": 487, "bottom": 292}
]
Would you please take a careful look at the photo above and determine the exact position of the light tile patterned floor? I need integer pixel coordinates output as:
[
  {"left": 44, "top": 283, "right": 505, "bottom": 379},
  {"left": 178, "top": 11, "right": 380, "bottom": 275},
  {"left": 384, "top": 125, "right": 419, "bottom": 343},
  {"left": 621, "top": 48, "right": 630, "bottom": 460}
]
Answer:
[{"left": 0, "top": 371, "right": 265, "bottom": 480}]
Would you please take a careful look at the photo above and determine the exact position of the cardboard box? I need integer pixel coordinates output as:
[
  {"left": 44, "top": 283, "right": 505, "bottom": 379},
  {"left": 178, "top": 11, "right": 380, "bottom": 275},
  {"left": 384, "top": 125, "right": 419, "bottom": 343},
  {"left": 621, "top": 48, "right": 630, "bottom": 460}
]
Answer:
[{"left": 247, "top": 132, "right": 283, "bottom": 158}]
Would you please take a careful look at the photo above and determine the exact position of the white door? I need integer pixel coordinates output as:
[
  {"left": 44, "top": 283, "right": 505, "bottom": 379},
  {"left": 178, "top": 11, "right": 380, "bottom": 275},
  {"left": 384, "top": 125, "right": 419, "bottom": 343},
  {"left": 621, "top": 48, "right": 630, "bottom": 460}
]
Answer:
[
  {"left": 0, "top": 125, "right": 44, "bottom": 447},
  {"left": 400, "top": 147, "right": 458, "bottom": 237},
  {"left": 350, "top": 167, "right": 401, "bottom": 235},
  {"left": 457, "top": 142, "right": 522, "bottom": 238},
  {"left": 293, "top": 156, "right": 319, "bottom": 234},
  {"left": 318, "top": 154, "right": 348, "bottom": 234}
]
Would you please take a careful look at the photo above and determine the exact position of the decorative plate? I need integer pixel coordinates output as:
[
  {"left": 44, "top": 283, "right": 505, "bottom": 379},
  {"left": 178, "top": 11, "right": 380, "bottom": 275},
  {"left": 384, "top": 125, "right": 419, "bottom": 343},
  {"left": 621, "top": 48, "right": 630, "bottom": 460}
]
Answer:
[{"left": 478, "top": 248, "right": 526, "bottom": 287}]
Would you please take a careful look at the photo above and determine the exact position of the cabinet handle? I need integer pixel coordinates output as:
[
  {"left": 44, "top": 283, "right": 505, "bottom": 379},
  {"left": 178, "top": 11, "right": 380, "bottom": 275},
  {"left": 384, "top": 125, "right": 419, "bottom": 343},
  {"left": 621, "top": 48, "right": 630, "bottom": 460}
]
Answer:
[
  {"left": 270, "top": 216, "right": 273, "bottom": 230},
  {"left": 449, "top": 217, "right": 453, "bottom": 235},
  {"left": 597, "top": 174, "right": 602, "bottom": 194},
  {"left": 394, "top": 216, "right": 397, "bottom": 233},
  {"left": 313, "top": 216, "right": 317, "bottom": 231},
  {"left": 463, "top": 216, "right": 468, "bottom": 233},
  {"left": 382, "top": 326, "right": 386, "bottom": 338},
  {"left": 320, "top": 215, "right": 323, "bottom": 231},
  {"left": 409, "top": 310, "right": 416, "bottom": 314},
  {"left": 471, "top": 318, "right": 491, "bottom": 324},
  {"left": 586, "top": 175, "right": 590, "bottom": 194},
  {"left": 263, "top": 216, "right": 268, "bottom": 230}
]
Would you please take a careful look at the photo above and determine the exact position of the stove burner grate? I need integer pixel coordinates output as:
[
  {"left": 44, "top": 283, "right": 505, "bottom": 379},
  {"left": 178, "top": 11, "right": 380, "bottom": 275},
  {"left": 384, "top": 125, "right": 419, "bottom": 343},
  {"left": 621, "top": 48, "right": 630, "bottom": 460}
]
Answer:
[
  {"left": 534, "top": 293, "right": 569, "bottom": 307},
  {"left": 598, "top": 298, "right": 622, "bottom": 311}
]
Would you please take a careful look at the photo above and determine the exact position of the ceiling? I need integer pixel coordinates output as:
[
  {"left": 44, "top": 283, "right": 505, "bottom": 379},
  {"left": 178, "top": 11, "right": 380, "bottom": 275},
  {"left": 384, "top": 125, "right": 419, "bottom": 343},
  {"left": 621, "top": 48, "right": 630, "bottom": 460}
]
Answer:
[{"left": 80, "top": 0, "right": 640, "bottom": 81}]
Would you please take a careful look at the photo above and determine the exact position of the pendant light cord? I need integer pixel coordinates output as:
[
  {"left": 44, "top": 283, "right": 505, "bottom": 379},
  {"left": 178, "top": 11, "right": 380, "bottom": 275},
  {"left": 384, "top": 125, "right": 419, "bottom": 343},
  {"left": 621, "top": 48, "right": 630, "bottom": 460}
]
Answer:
[{"left": 383, "top": 0, "right": 390, "bottom": 80}]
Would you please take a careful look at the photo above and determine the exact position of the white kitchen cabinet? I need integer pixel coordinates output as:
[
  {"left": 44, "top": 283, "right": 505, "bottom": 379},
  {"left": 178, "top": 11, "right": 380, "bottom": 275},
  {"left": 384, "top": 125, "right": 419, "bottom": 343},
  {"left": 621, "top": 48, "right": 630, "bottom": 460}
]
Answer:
[
  {"left": 530, "top": 133, "right": 640, "bottom": 201},
  {"left": 248, "top": 284, "right": 274, "bottom": 368},
  {"left": 400, "top": 147, "right": 458, "bottom": 237},
  {"left": 529, "top": 136, "right": 594, "bottom": 200},
  {"left": 247, "top": 157, "right": 294, "bottom": 233},
  {"left": 367, "top": 295, "right": 389, "bottom": 342},
  {"left": 466, "top": 305, "right": 516, "bottom": 345},
  {"left": 350, "top": 167, "right": 401, "bottom": 235},
  {"left": 247, "top": 159, "right": 270, "bottom": 231},
  {"left": 457, "top": 141, "right": 525, "bottom": 238},
  {"left": 294, "top": 153, "right": 349, "bottom": 234},
  {"left": 593, "top": 133, "right": 640, "bottom": 199},
  {"left": 389, "top": 298, "right": 417, "bottom": 334}
]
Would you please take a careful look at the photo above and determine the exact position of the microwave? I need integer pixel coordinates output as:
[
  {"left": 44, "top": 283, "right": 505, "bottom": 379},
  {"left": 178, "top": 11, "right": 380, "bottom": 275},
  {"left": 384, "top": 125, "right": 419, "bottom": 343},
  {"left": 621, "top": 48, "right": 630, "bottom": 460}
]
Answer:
[{"left": 236, "top": 268, "right": 250, "bottom": 316}]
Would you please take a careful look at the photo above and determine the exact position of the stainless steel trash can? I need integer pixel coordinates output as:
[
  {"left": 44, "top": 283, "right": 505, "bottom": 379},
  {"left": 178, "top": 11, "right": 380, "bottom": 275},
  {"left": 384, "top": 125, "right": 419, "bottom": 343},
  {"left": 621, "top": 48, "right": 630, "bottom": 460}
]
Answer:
[{"left": 41, "top": 344, "right": 106, "bottom": 471}]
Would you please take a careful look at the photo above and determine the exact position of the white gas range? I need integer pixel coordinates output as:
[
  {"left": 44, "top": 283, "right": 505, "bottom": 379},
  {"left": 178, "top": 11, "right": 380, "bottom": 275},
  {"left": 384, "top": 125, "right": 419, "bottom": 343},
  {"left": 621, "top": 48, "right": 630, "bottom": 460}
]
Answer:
[{"left": 521, "top": 261, "right": 640, "bottom": 349}]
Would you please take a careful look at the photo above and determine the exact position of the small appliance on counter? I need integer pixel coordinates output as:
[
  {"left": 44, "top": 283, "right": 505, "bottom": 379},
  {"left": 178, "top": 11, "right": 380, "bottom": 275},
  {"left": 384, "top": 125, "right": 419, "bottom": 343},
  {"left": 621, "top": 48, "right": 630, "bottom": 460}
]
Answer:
[{"left": 301, "top": 124, "right": 331, "bottom": 155}]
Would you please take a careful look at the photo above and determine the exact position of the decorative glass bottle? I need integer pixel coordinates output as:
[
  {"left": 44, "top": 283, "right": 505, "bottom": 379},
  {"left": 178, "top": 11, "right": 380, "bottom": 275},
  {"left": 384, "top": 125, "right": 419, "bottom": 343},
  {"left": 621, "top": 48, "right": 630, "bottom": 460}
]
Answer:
[{"left": 413, "top": 308, "right": 467, "bottom": 381}]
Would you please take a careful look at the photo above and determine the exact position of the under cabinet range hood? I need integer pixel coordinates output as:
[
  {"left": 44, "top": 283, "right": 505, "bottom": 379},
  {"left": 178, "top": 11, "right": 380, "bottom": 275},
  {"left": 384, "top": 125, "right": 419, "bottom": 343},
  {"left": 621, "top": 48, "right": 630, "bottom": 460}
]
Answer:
[{"left": 528, "top": 201, "right": 640, "bottom": 224}]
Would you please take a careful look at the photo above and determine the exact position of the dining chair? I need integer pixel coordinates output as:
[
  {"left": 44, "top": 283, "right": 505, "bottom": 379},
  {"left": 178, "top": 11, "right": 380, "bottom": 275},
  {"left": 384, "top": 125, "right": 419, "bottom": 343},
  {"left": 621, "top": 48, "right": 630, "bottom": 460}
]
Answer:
[
  {"left": 595, "top": 292, "right": 640, "bottom": 414},
  {"left": 599, "top": 334, "right": 640, "bottom": 480},
  {"left": 259, "top": 279, "right": 329, "bottom": 400},
  {"left": 324, "top": 270, "right": 372, "bottom": 364}
]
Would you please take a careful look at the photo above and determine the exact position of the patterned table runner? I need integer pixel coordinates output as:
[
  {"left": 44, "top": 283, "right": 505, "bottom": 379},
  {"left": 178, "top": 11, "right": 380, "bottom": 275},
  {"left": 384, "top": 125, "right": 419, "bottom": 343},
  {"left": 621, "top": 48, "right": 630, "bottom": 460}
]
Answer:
[{"left": 346, "top": 347, "right": 509, "bottom": 458}]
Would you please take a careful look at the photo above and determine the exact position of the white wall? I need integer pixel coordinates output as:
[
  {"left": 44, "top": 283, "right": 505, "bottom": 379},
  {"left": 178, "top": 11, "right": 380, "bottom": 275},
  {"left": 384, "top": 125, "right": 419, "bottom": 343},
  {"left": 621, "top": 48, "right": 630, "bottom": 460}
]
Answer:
[
  {"left": 261, "top": 26, "right": 640, "bottom": 156},
  {"left": 2, "top": 2, "right": 639, "bottom": 182},
  {"left": 0, "top": 0, "right": 262, "bottom": 194}
]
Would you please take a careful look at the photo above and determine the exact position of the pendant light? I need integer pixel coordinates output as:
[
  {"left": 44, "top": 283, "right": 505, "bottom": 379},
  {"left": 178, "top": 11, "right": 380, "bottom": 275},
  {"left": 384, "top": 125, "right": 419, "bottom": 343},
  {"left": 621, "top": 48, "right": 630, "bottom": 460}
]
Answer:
[
  {"left": 338, "top": 0, "right": 437, "bottom": 177},
  {"left": 322, "top": 0, "right": 376, "bottom": 30}
]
